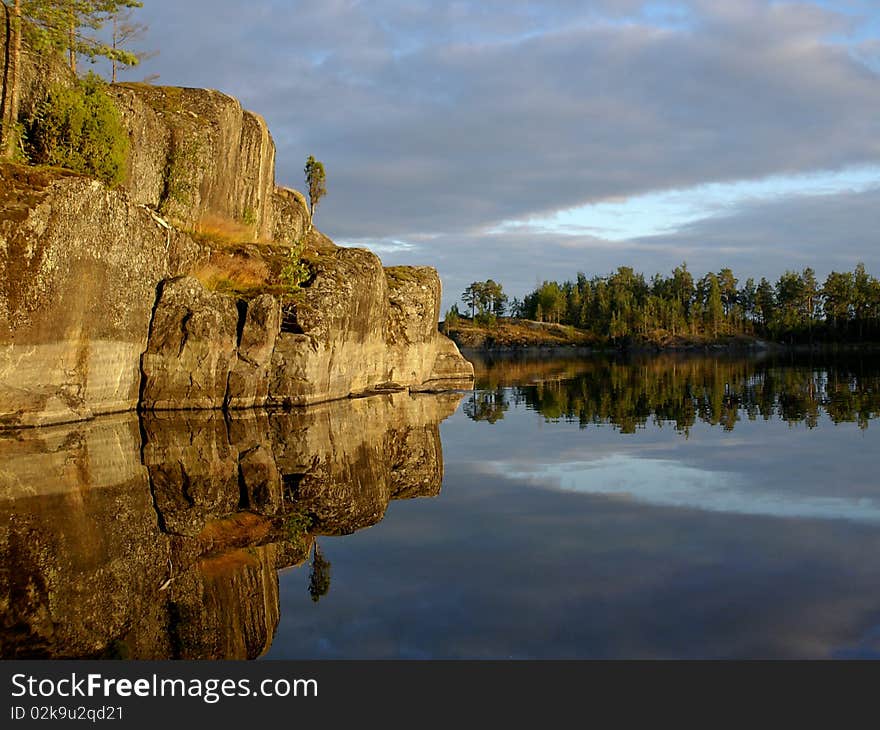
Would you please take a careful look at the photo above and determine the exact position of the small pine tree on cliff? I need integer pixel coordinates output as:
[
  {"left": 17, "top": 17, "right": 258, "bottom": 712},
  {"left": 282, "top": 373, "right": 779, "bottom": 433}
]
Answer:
[{"left": 304, "top": 155, "right": 326, "bottom": 232}]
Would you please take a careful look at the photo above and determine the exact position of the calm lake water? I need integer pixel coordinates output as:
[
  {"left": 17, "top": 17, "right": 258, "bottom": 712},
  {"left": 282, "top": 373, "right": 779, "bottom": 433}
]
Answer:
[
  {"left": 3, "top": 352, "right": 880, "bottom": 659},
  {"left": 266, "top": 352, "right": 880, "bottom": 660}
]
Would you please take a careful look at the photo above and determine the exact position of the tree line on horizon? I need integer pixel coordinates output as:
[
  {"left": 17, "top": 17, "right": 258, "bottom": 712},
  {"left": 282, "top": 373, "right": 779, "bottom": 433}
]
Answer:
[{"left": 452, "top": 263, "right": 880, "bottom": 344}]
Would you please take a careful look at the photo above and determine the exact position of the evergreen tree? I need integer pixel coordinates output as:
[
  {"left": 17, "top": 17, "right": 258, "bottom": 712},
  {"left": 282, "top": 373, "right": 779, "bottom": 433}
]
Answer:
[
  {"left": 462, "top": 283, "right": 481, "bottom": 319},
  {"left": 801, "top": 267, "right": 819, "bottom": 342},
  {"left": 776, "top": 271, "right": 805, "bottom": 339},
  {"left": 717, "top": 267, "right": 738, "bottom": 318},
  {"left": 27, "top": 72, "right": 129, "bottom": 184},
  {"left": 739, "top": 278, "right": 757, "bottom": 328},
  {"left": 704, "top": 274, "right": 723, "bottom": 338},
  {"left": 304, "top": 154, "right": 327, "bottom": 229},
  {"left": 755, "top": 278, "right": 775, "bottom": 331},
  {"left": 853, "top": 262, "right": 872, "bottom": 339},
  {"left": 822, "top": 271, "right": 853, "bottom": 333}
]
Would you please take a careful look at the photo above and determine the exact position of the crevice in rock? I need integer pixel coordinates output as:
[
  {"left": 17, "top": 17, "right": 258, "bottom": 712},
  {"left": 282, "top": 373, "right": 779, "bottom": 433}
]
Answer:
[
  {"left": 237, "top": 461, "right": 249, "bottom": 512},
  {"left": 138, "top": 279, "right": 168, "bottom": 412},
  {"left": 282, "top": 472, "right": 306, "bottom": 504},
  {"left": 177, "top": 311, "right": 192, "bottom": 358},
  {"left": 280, "top": 304, "right": 304, "bottom": 334},
  {"left": 179, "top": 464, "right": 195, "bottom": 508},
  {"left": 223, "top": 370, "right": 234, "bottom": 410},
  {"left": 234, "top": 298, "right": 248, "bottom": 348}
]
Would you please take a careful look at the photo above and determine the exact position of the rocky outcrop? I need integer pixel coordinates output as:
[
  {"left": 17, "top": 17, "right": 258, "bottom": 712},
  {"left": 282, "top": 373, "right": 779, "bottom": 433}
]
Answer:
[
  {"left": 266, "top": 251, "right": 474, "bottom": 408},
  {"left": 227, "top": 294, "right": 283, "bottom": 409},
  {"left": 0, "top": 71, "right": 473, "bottom": 426},
  {"left": 109, "top": 84, "right": 277, "bottom": 241},
  {"left": 0, "top": 162, "right": 471, "bottom": 425},
  {"left": 0, "top": 164, "right": 204, "bottom": 428},
  {"left": 1, "top": 40, "right": 287, "bottom": 245},
  {"left": 141, "top": 277, "right": 240, "bottom": 411},
  {"left": 272, "top": 187, "right": 311, "bottom": 245},
  {"left": 0, "top": 390, "right": 463, "bottom": 658},
  {"left": 138, "top": 250, "right": 473, "bottom": 411}
]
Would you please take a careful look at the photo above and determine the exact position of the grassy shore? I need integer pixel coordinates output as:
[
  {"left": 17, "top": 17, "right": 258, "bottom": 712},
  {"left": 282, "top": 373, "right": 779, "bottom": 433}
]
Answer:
[{"left": 443, "top": 317, "right": 769, "bottom": 352}]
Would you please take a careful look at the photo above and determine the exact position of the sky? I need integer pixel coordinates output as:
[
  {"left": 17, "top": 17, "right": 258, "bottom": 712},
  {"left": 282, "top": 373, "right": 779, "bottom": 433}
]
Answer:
[{"left": 115, "top": 0, "right": 880, "bottom": 312}]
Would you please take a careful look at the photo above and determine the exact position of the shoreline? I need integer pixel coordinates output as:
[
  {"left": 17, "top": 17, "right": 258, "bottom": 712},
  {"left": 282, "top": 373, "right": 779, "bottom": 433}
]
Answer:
[
  {"left": 445, "top": 319, "right": 880, "bottom": 357},
  {"left": 457, "top": 340, "right": 880, "bottom": 359}
]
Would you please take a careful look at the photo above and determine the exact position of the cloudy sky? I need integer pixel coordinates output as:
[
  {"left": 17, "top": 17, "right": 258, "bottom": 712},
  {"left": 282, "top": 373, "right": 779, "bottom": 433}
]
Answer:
[{"left": 123, "top": 0, "right": 880, "bottom": 311}]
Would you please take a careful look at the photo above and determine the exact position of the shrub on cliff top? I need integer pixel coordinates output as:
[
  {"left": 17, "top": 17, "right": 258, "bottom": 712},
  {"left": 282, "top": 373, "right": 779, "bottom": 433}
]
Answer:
[
  {"left": 282, "top": 236, "right": 311, "bottom": 293},
  {"left": 27, "top": 73, "right": 129, "bottom": 187}
]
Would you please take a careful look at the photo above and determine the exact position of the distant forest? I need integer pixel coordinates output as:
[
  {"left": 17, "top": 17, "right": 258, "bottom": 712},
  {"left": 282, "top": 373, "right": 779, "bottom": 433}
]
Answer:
[{"left": 454, "top": 264, "right": 880, "bottom": 344}]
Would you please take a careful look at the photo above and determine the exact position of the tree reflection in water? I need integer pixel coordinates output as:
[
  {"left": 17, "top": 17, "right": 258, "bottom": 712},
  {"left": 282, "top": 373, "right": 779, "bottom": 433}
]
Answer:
[{"left": 464, "top": 352, "right": 880, "bottom": 434}]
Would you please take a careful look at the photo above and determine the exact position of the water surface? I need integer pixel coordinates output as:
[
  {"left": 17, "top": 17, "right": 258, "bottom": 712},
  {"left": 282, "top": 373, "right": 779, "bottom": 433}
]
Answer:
[
  {"left": 4, "top": 352, "right": 880, "bottom": 659},
  {"left": 266, "top": 352, "right": 880, "bottom": 659}
]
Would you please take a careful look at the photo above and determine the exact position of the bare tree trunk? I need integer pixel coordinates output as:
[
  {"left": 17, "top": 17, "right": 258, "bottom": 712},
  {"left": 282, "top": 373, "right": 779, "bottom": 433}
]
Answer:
[
  {"left": 68, "top": 19, "right": 76, "bottom": 74},
  {"left": 0, "top": 2, "right": 11, "bottom": 154},
  {"left": 1, "top": 0, "right": 22, "bottom": 159},
  {"left": 111, "top": 15, "right": 117, "bottom": 83}
]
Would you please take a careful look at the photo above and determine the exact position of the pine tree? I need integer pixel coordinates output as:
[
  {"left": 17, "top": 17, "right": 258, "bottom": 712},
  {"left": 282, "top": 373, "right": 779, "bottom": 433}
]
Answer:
[
  {"left": 706, "top": 274, "right": 723, "bottom": 338},
  {"left": 755, "top": 278, "right": 775, "bottom": 331},
  {"left": 109, "top": 4, "right": 154, "bottom": 82},
  {"left": 304, "top": 154, "right": 327, "bottom": 231}
]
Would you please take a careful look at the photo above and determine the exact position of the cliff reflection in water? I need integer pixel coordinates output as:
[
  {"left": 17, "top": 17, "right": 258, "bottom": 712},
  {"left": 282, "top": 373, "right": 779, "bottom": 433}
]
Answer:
[
  {"left": 464, "top": 351, "right": 880, "bottom": 433},
  {"left": 0, "top": 391, "right": 463, "bottom": 659}
]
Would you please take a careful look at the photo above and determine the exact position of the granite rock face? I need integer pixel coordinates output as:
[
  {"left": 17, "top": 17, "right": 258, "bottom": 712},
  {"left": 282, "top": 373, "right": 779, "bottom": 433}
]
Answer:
[
  {"left": 0, "top": 163, "right": 470, "bottom": 424},
  {"left": 109, "top": 85, "right": 277, "bottom": 241},
  {"left": 138, "top": 251, "right": 473, "bottom": 411},
  {"left": 0, "top": 165, "right": 204, "bottom": 428},
  {"left": 141, "top": 277, "right": 240, "bottom": 411},
  {"left": 272, "top": 187, "right": 311, "bottom": 245},
  {"left": 0, "top": 73, "right": 472, "bottom": 425},
  {"left": 227, "top": 294, "right": 282, "bottom": 410},
  {"left": 267, "top": 251, "right": 474, "bottom": 407}
]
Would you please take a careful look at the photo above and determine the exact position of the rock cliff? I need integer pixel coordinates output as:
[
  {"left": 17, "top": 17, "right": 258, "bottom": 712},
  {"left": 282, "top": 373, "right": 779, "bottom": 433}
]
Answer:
[
  {"left": 109, "top": 84, "right": 278, "bottom": 240},
  {"left": 0, "top": 79, "right": 472, "bottom": 425},
  {"left": 0, "top": 165, "right": 204, "bottom": 428}
]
